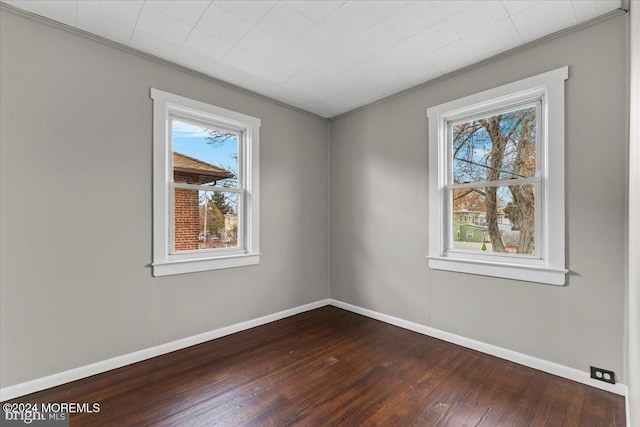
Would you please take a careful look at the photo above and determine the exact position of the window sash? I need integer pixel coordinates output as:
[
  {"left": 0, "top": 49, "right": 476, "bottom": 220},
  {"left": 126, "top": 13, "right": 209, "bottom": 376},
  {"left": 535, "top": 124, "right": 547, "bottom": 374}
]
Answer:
[
  {"left": 170, "top": 114, "right": 244, "bottom": 136},
  {"left": 443, "top": 99, "right": 544, "bottom": 261},
  {"left": 447, "top": 100, "right": 540, "bottom": 130},
  {"left": 446, "top": 100, "right": 543, "bottom": 186},
  {"left": 172, "top": 183, "right": 243, "bottom": 193},
  {"left": 446, "top": 177, "right": 539, "bottom": 190},
  {"left": 168, "top": 112, "right": 246, "bottom": 258}
]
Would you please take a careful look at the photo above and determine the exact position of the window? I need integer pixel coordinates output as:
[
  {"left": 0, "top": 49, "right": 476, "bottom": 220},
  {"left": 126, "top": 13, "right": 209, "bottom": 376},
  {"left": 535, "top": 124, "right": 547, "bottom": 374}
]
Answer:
[
  {"left": 151, "top": 89, "right": 260, "bottom": 276},
  {"left": 427, "top": 67, "right": 568, "bottom": 285}
]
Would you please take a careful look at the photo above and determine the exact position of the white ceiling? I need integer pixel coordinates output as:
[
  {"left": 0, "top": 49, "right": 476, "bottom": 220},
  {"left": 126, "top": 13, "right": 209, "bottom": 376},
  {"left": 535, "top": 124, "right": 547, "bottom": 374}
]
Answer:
[{"left": 2, "top": 0, "right": 621, "bottom": 118}]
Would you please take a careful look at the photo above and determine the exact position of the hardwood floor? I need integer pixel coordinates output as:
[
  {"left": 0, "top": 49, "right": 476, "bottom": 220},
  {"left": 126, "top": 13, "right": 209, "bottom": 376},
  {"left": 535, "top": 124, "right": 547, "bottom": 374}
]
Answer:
[{"left": 7, "top": 306, "right": 625, "bottom": 426}]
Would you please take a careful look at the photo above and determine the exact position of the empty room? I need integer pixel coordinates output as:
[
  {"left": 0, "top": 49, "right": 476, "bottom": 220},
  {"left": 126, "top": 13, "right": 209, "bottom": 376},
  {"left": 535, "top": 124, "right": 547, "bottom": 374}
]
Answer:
[{"left": 1, "top": 0, "right": 638, "bottom": 425}]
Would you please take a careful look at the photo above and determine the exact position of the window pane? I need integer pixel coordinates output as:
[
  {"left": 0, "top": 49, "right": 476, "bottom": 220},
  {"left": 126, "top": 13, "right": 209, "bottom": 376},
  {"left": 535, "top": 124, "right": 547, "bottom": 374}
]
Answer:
[
  {"left": 172, "top": 119, "right": 238, "bottom": 187},
  {"left": 452, "top": 106, "right": 536, "bottom": 184},
  {"left": 174, "top": 189, "right": 239, "bottom": 251},
  {"left": 451, "top": 185, "right": 535, "bottom": 255}
]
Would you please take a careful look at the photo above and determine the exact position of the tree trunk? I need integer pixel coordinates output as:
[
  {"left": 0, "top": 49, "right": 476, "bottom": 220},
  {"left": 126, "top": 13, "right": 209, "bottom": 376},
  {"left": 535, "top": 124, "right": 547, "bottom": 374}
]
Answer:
[
  {"left": 510, "top": 185, "right": 535, "bottom": 254},
  {"left": 480, "top": 116, "right": 508, "bottom": 252},
  {"left": 485, "top": 186, "right": 506, "bottom": 252},
  {"left": 508, "top": 110, "right": 536, "bottom": 255}
]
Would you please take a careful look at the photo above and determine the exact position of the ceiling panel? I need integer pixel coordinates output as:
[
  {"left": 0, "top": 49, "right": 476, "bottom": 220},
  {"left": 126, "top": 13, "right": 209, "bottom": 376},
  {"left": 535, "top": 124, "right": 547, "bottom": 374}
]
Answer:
[
  {"left": 181, "top": 29, "right": 233, "bottom": 61},
  {"left": 404, "top": 20, "right": 460, "bottom": 56},
  {"left": 197, "top": 5, "right": 253, "bottom": 44},
  {"left": 352, "top": 23, "right": 402, "bottom": 56},
  {"left": 293, "top": 25, "right": 344, "bottom": 58},
  {"left": 284, "top": 0, "right": 344, "bottom": 23},
  {"left": 356, "top": 0, "right": 410, "bottom": 21},
  {"left": 511, "top": 1, "right": 577, "bottom": 42},
  {"left": 446, "top": 1, "right": 508, "bottom": 38},
  {"left": 143, "top": 0, "right": 210, "bottom": 26},
  {"left": 235, "top": 27, "right": 288, "bottom": 60},
  {"left": 319, "top": 1, "right": 378, "bottom": 40},
  {"left": 77, "top": 0, "right": 142, "bottom": 28},
  {"left": 463, "top": 17, "right": 523, "bottom": 58},
  {"left": 1, "top": 0, "right": 623, "bottom": 118},
  {"left": 215, "top": 0, "right": 275, "bottom": 26},
  {"left": 76, "top": 1, "right": 139, "bottom": 45},
  {"left": 129, "top": 27, "right": 182, "bottom": 60},
  {"left": 135, "top": 5, "right": 193, "bottom": 45},
  {"left": 258, "top": 2, "right": 315, "bottom": 44},
  {"left": 271, "top": 45, "right": 318, "bottom": 73},
  {"left": 382, "top": 1, "right": 442, "bottom": 39}
]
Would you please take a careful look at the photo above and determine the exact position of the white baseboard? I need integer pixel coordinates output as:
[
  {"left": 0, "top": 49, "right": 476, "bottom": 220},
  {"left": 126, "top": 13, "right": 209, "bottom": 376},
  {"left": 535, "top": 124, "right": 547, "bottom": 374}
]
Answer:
[
  {"left": 2, "top": 298, "right": 628, "bottom": 404},
  {"left": 0, "top": 299, "right": 331, "bottom": 402},
  {"left": 329, "top": 299, "right": 629, "bottom": 397}
]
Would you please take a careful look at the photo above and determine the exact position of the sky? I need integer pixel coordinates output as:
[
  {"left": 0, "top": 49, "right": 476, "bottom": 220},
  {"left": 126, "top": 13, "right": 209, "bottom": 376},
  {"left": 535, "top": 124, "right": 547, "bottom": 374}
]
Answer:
[{"left": 171, "top": 119, "right": 238, "bottom": 175}]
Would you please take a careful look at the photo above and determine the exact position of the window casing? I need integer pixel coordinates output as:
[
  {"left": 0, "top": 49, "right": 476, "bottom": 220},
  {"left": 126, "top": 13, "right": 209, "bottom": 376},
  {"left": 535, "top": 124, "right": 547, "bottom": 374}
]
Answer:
[
  {"left": 151, "top": 89, "right": 260, "bottom": 276},
  {"left": 427, "top": 67, "right": 568, "bottom": 285}
]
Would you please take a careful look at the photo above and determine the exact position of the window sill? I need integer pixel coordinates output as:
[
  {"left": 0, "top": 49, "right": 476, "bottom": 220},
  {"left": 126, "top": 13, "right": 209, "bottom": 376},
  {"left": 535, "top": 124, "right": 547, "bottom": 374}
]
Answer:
[
  {"left": 153, "top": 253, "right": 260, "bottom": 277},
  {"left": 427, "top": 256, "right": 567, "bottom": 286}
]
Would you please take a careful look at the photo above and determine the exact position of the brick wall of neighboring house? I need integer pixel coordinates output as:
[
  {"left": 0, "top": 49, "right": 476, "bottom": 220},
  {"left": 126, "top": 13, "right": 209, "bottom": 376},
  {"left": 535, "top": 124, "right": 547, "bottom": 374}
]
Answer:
[{"left": 174, "top": 171, "right": 201, "bottom": 251}]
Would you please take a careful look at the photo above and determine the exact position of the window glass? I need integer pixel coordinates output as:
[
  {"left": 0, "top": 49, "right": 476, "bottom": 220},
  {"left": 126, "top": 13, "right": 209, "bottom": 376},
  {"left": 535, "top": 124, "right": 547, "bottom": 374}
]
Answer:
[
  {"left": 173, "top": 189, "right": 239, "bottom": 252},
  {"left": 452, "top": 185, "right": 535, "bottom": 255},
  {"left": 452, "top": 106, "right": 537, "bottom": 183},
  {"left": 172, "top": 119, "right": 238, "bottom": 187}
]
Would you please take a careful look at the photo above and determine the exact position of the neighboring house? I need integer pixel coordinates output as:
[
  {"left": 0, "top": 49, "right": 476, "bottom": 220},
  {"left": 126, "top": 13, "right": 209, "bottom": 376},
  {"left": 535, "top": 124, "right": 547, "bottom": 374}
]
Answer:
[
  {"left": 452, "top": 209, "right": 534, "bottom": 254},
  {"left": 173, "top": 152, "right": 233, "bottom": 251},
  {"left": 453, "top": 209, "right": 511, "bottom": 243},
  {"left": 458, "top": 224, "right": 488, "bottom": 243},
  {"left": 453, "top": 209, "right": 486, "bottom": 228}
]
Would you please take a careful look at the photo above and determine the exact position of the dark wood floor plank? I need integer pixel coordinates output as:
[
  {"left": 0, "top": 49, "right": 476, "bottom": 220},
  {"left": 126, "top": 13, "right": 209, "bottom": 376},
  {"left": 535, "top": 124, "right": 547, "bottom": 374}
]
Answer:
[
  {"left": 6, "top": 306, "right": 625, "bottom": 426},
  {"left": 70, "top": 309, "right": 383, "bottom": 426},
  {"left": 405, "top": 350, "right": 502, "bottom": 426},
  {"left": 361, "top": 348, "right": 472, "bottom": 425},
  {"left": 152, "top": 322, "right": 403, "bottom": 426}
]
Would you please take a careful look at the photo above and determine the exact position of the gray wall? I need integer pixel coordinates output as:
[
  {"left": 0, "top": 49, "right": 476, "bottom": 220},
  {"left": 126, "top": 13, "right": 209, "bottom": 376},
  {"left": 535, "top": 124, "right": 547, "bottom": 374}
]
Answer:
[
  {"left": 0, "top": 10, "right": 329, "bottom": 387},
  {"left": 330, "top": 15, "right": 628, "bottom": 378}
]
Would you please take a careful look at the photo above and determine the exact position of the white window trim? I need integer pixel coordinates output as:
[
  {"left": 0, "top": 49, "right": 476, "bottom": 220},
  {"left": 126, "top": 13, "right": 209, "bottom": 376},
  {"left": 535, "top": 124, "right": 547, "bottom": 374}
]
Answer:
[
  {"left": 426, "top": 67, "right": 568, "bottom": 285},
  {"left": 151, "top": 88, "right": 260, "bottom": 276}
]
